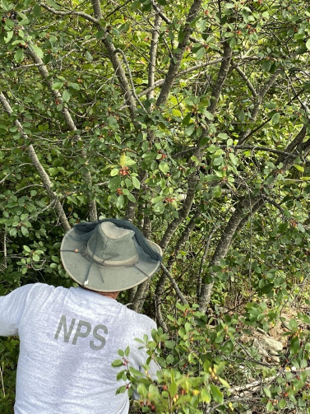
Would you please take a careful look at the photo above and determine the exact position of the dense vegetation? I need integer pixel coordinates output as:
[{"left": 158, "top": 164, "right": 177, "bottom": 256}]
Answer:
[{"left": 1, "top": 0, "right": 310, "bottom": 412}]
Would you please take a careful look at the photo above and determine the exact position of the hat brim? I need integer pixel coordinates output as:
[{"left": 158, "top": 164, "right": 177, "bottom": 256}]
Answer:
[{"left": 60, "top": 227, "right": 162, "bottom": 292}]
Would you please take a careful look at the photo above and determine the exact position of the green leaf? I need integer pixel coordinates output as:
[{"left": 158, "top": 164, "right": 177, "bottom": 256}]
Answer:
[
  {"left": 14, "top": 49, "right": 24, "bottom": 63},
  {"left": 201, "top": 388, "right": 211, "bottom": 403},
  {"left": 111, "top": 359, "right": 124, "bottom": 367},
  {"left": 210, "top": 384, "right": 223, "bottom": 404},
  {"left": 33, "top": 4, "right": 42, "bottom": 17},
  {"left": 32, "top": 254, "right": 40, "bottom": 262},
  {"left": 46, "top": 0, "right": 61, "bottom": 9},
  {"left": 85, "top": 51, "right": 93, "bottom": 62},
  {"left": 126, "top": 192, "right": 136, "bottom": 203},
  {"left": 264, "top": 387, "right": 271, "bottom": 398},
  {"left": 116, "top": 385, "right": 127, "bottom": 394},
  {"left": 125, "top": 346, "right": 130, "bottom": 357},
  {"left": 31, "top": 44, "right": 44, "bottom": 58},
  {"left": 182, "top": 113, "right": 192, "bottom": 126},
  {"left": 132, "top": 176, "right": 140, "bottom": 189},
  {"left": 4, "top": 31, "right": 13, "bottom": 43},
  {"left": 306, "top": 38, "right": 310, "bottom": 51},
  {"left": 52, "top": 82, "right": 64, "bottom": 90},
  {"left": 272, "top": 112, "right": 280, "bottom": 125},
  {"left": 159, "top": 163, "right": 169, "bottom": 174},
  {"left": 62, "top": 89, "right": 71, "bottom": 102},
  {"left": 21, "top": 226, "right": 29, "bottom": 236},
  {"left": 164, "top": 340, "right": 175, "bottom": 349},
  {"left": 23, "top": 245, "right": 31, "bottom": 252},
  {"left": 110, "top": 168, "right": 120, "bottom": 176}
]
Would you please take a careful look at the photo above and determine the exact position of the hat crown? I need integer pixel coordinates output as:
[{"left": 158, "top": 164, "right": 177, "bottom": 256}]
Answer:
[{"left": 87, "top": 222, "right": 138, "bottom": 265}]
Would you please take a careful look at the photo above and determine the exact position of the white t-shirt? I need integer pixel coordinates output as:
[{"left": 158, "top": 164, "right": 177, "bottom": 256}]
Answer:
[{"left": 0, "top": 283, "right": 158, "bottom": 414}]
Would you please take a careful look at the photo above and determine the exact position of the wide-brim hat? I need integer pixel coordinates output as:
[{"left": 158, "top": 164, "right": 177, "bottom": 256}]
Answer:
[{"left": 60, "top": 220, "right": 162, "bottom": 292}]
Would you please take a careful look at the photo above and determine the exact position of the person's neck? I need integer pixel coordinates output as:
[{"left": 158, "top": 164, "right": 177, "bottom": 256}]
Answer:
[
  {"left": 98, "top": 291, "right": 119, "bottom": 300},
  {"left": 81, "top": 286, "right": 119, "bottom": 300}
]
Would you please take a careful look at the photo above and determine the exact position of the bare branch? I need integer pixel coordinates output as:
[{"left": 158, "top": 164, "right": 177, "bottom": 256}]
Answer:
[
  {"left": 40, "top": 3, "right": 99, "bottom": 23},
  {"left": 197, "top": 226, "right": 217, "bottom": 299},
  {"left": 161, "top": 263, "right": 188, "bottom": 305},
  {"left": 91, "top": 0, "right": 102, "bottom": 19},
  {"left": 28, "top": 145, "right": 71, "bottom": 232},
  {"left": 239, "top": 69, "right": 283, "bottom": 144},
  {"left": 148, "top": 13, "right": 161, "bottom": 100},
  {"left": 137, "top": 59, "right": 223, "bottom": 99},
  {"left": 114, "top": 48, "right": 146, "bottom": 111},
  {"left": 233, "top": 65, "right": 257, "bottom": 97},
  {"left": 101, "top": 38, "right": 137, "bottom": 120},
  {"left": 208, "top": 41, "right": 232, "bottom": 115},
  {"left": 156, "top": 212, "right": 199, "bottom": 301},
  {"left": 156, "top": 0, "right": 203, "bottom": 107}
]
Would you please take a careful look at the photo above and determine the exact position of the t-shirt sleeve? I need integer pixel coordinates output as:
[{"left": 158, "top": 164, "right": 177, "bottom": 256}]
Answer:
[{"left": 0, "top": 284, "right": 34, "bottom": 337}]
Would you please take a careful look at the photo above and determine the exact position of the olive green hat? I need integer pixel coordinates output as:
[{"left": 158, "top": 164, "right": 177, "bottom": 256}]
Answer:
[{"left": 60, "top": 219, "right": 162, "bottom": 292}]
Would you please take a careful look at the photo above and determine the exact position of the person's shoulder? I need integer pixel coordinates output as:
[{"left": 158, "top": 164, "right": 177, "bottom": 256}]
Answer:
[
  {"left": 126, "top": 307, "right": 157, "bottom": 330},
  {"left": 25, "top": 282, "right": 67, "bottom": 297}
]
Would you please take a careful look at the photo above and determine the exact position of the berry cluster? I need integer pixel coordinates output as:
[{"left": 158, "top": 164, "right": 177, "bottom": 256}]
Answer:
[{"left": 119, "top": 167, "right": 130, "bottom": 176}]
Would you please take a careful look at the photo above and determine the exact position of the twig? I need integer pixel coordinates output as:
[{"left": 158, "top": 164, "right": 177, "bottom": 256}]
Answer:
[
  {"left": 148, "top": 13, "right": 161, "bottom": 100},
  {"left": 160, "top": 263, "right": 188, "bottom": 305},
  {"left": 233, "top": 65, "right": 257, "bottom": 97},
  {"left": 40, "top": 3, "right": 99, "bottom": 24},
  {"left": 197, "top": 226, "right": 217, "bottom": 299},
  {"left": 0, "top": 363, "right": 5, "bottom": 397}
]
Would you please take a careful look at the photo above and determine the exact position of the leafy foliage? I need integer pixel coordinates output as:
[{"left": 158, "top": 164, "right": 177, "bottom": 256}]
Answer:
[{"left": 1, "top": 0, "right": 310, "bottom": 412}]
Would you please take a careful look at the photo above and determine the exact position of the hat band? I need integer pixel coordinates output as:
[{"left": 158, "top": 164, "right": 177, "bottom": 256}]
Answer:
[{"left": 86, "top": 244, "right": 139, "bottom": 267}]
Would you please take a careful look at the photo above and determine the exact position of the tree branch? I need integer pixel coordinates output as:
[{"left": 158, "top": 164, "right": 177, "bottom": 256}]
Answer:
[
  {"left": 156, "top": 212, "right": 199, "bottom": 299},
  {"left": 148, "top": 13, "right": 161, "bottom": 100},
  {"left": 25, "top": 45, "right": 98, "bottom": 221},
  {"left": 156, "top": 0, "right": 203, "bottom": 107},
  {"left": 40, "top": 3, "right": 99, "bottom": 23},
  {"left": 91, "top": 0, "right": 102, "bottom": 19},
  {"left": 160, "top": 263, "right": 188, "bottom": 305},
  {"left": 137, "top": 59, "right": 223, "bottom": 99},
  {"left": 233, "top": 65, "right": 257, "bottom": 97},
  {"left": 0, "top": 92, "right": 71, "bottom": 232},
  {"left": 238, "top": 69, "right": 283, "bottom": 144}
]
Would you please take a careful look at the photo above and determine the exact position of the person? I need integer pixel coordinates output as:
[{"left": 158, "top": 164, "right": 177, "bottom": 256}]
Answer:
[{"left": 0, "top": 219, "right": 162, "bottom": 414}]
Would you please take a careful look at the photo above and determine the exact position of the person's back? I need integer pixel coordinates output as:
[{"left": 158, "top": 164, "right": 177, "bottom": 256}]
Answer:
[{"left": 0, "top": 219, "right": 162, "bottom": 414}]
